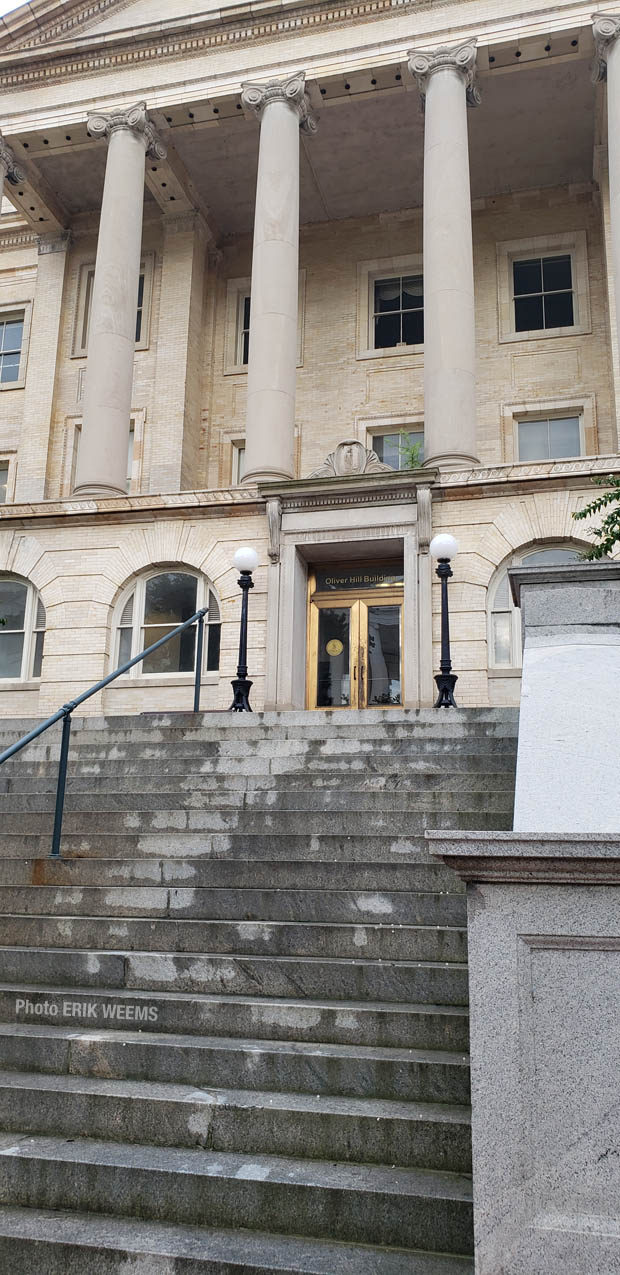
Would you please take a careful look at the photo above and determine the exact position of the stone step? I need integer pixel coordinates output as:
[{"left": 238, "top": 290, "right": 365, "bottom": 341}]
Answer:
[
  {"left": 0, "top": 1022, "right": 470, "bottom": 1103},
  {"left": 5, "top": 985, "right": 469, "bottom": 1050},
  {"left": 0, "top": 1071, "right": 471, "bottom": 1170},
  {"left": 0, "top": 947, "right": 469, "bottom": 1003},
  {"left": 0, "top": 707, "right": 516, "bottom": 730},
  {"left": 0, "top": 770, "right": 516, "bottom": 794},
  {"left": 0, "top": 856, "right": 464, "bottom": 892},
  {"left": 0, "top": 736, "right": 517, "bottom": 764},
  {"left": 0, "top": 885, "right": 467, "bottom": 926},
  {"left": 0, "top": 752, "right": 518, "bottom": 779},
  {"left": 0, "top": 1134, "right": 473, "bottom": 1252},
  {"left": 0, "top": 789, "right": 514, "bottom": 814},
  {"left": 0, "top": 1206, "right": 475, "bottom": 1274},
  {"left": 0, "top": 914, "right": 468, "bottom": 962},
  {"left": 0, "top": 824, "right": 510, "bottom": 860}
]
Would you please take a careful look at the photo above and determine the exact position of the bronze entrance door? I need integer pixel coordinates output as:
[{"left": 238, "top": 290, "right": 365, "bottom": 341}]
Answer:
[{"left": 307, "top": 563, "right": 403, "bottom": 709}]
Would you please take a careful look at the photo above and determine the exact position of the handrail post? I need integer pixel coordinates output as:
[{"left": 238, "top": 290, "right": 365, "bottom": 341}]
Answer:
[
  {"left": 193, "top": 614, "right": 204, "bottom": 713},
  {"left": 51, "top": 705, "right": 74, "bottom": 858}
]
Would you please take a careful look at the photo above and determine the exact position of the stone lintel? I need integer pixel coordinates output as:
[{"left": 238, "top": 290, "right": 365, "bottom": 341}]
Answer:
[
  {"left": 241, "top": 72, "right": 317, "bottom": 134},
  {"left": 408, "top": 41, "right": 480, "bottom": 106},
  {"left": 426, "top": 830, "right": 620, "bottom": 884}
]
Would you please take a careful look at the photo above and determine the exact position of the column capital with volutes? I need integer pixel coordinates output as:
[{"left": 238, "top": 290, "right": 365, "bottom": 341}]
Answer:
[
  {"left": 408, "top": 41, "right": 481, "bottom": 107},
  {"left": 241, "top": 72, "right": 317, "bottom": 135},
  {"left": 593, "top": 15, "right": 620, "bottom": 82},
  {"left": 87, "top": 101, "right": 166, "bottom": 160},
  {"left": 0, "top": 133, "right": 24, "bottom": 185}
]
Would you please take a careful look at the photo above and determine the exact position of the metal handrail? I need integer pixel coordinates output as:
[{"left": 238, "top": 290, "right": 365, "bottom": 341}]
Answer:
[{"left": 0, "top": 606, "right": 209, "bottom": 857}]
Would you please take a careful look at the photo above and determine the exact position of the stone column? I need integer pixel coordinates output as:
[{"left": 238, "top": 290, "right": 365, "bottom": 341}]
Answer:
[
  {"left": 408, "top": 44, "right": 480, "bottom": 468},
  {"left": 594, "top": 16, "right": 620, "bottom": 399},
  {"left": 15, "top": 232, "right": 72, "bottom": 503},
  {"left": 73, "top": 102, "right": 165, "bottom": 499},
  {"left": 240, "top": 74, "right": 316, "bottom": 484},
  {"left": 0, "top": 133, "right": 23, "bottom": 209}
]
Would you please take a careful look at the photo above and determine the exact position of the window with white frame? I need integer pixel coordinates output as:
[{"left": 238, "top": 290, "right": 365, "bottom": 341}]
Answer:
[
  {"left": 488, "top": 545, "right": 582, "bottom": 669},
  {"left": 114, "top": 570, "right": 221, "bottom": 677},
  {"left": 68, "top": 416, "right": 140, "bottom": 495},
  {"left": 497, "top": 232, "right": 591, "bottom": 343},
  {"left": 232, "top": 443, "right": 246, "bottom": 484},
  {"left": 371, "top": 429, "right": 424, "bottom": 469},
  {"left": 517, "top": 414, "right": 582, "bottom": 462},
  {"left": 237, "top": 294, "right": 251, "bottom": 366},
  {"left": 72, "top": 253, "right": 154, "bottom": 357},
  {"left": 372, "top": 275, "right": 423, "bottom": 350},
  {"left": 0, "top": 313, "right": 25, "bottom": 384},
  {"left": 224, "top": 274, "right": 305, "bottom": 374},
  {"left": 0, "top": 576, "right": 46, "bottom": 679}
]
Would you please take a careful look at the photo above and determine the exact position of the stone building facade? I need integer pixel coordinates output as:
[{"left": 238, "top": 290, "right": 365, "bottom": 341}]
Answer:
[{"left": 0, "top": 0, "right": 617, "bottom": 717}]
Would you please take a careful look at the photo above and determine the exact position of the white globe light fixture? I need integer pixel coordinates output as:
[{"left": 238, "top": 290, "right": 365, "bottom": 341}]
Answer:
[
  {"left": 430, "top": 532, "right": 458, "bottom": 708},
  {"left": 230, "top": 546, "right": 259, "bottom": 711},
  {"left": 430, "top": 533, "right": 459, "bottom": 562},
  {"left": 233, "top": 546, "right": 259, "bottom": 574}
]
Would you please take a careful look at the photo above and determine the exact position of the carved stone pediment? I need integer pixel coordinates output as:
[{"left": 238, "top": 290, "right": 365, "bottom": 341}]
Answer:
[{"left": 308, "top": 440, "right": 394, "bottom": 479}]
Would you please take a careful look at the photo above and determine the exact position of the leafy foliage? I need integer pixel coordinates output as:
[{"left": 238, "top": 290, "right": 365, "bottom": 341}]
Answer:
[
  {"left": 398, "top": 431, "right": 424, "bottom": 470},
  {"left": 573, "top": 474, "right": 620, "bottom": 559}
]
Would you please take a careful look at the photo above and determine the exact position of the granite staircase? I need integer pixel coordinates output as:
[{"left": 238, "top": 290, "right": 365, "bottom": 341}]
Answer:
[{"left": 0, "top": 708, "right": 517, "bottom": 1272}]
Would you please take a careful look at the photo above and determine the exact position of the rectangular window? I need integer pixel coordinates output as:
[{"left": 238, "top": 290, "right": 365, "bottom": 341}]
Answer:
[
  {"left": 372, "top": 430, "right": 424, "bottom": 470},
  {"left": 513, "top": 255, "right": 574, "bottom": 333},
  {"left": 126, "top": 422, "right": 135, "bottom": 492},
  {"left": 373, "top": 276, "right": 423, "bottom": 349},
  {"left": 73, "top": 257, "right": 153, "bottom": 357},
  {"left": 0, "top": 462, "right": 8, "bottom": 503},
  {"left": 232, "top": 443, "right": 246, "bottom": 484},
  {"left": 0, "top": 313, "right": 24, "bottom": 384},
  {"left": 238, "top": 295, "right": 250, "bottom": 366},
  {"left": 518, "top": 416, "right": 581, "bottom": 461}
]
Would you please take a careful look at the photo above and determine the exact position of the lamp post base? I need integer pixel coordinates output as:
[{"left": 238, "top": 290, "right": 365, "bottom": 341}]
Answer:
[
  {"left": 229, "top": 678, "right": 253, "bottom": 712},
  {"left": 434, "top": 673, "right": 458, "bottom": 708}
]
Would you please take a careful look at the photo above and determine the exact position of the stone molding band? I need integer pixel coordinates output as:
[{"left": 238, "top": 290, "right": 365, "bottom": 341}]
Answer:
[
  {"left": 0, "top": 135, "right": 25, "bottom": 185},
  {"left": 241, "top": 73, "right": 318, "bottom": 134},
  {"left": 593, "top": 14, "right": 620, "bottom": 83},
  {"left": 87, "top": 100, "right": 166, "bottom": 160},
  {"left": 408, "top": 41, "right": 481, "bottom": 107}
]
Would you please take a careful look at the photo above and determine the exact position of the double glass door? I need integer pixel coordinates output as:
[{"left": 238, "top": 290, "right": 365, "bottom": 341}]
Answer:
[{"left": 308, "top": 592, "right": 402, "bottom": 709}]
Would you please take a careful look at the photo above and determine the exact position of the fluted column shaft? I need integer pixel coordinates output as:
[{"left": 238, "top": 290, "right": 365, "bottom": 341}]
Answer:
[
  {"left": 409, "top": 44, "right": 480, "bottom": 468},
  {"left": 73, "top": 103, "right": 165, "bottom": 498},
  {"left": 240, "top": 74, "right": 316, "bottom": 484}
]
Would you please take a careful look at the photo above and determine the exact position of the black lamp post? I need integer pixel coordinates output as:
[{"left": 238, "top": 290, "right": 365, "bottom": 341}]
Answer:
[
  {"left": 430, "top": 533, "right": 459, "bottom": 709},
  {"left": 229, "top": 546, "right": 259, "bottom": 712}
]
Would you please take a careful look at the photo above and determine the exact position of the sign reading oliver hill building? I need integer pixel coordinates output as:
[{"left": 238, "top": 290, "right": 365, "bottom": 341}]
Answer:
[{"left": 314, "top": 562, "right": 404, "bottom": 592}]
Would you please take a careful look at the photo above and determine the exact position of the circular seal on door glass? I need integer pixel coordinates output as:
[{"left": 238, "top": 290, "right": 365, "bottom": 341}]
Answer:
[{"left": 326, "top": 638, "right": 344, "bottom": 657}]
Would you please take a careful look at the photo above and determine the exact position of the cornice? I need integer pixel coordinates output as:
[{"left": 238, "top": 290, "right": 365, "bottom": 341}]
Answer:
[
  {"left": 0, "top": 0, "right": 434, "bottom": 90},
  {"left": 259, "top": 469, "right": 438, "bottom": 512},
  {"left": 0, "top": 486, "right": 263, "bottom": 529},
  {"left": 437, "top": 454, "right": 620, "bottom": 496}
]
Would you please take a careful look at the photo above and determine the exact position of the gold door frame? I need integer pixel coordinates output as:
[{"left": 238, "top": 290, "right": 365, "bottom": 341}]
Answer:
[{"left": 307, "top": 578, "right": 404, "bottom": 710}]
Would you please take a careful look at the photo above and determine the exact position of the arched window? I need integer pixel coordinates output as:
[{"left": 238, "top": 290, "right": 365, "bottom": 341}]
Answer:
[
  {"left": 114, "top": 570, "right": 221, "bottom": 676},
  {"left": 0, "top": 576, "right": 46, "bottom": 680},
  {"left": 488, "top": 544, "right": 581, "bottom": 669}
]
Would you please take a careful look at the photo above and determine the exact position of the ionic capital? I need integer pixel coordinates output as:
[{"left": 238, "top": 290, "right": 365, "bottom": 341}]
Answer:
[
  {"left": 241, "top": 73, "right": 317, "bottom": 135},
  {"left": 408, "top": 41, "right": 481, "bottom": 107},
  {"left": 87, "top": 101, "right": 167, "bottom": 160},
  {"left": 0, "top": 134, "right": 24, "bottom": 185},
  {"left": 593, "top": 15, "right": 620, "bottom": 83}
]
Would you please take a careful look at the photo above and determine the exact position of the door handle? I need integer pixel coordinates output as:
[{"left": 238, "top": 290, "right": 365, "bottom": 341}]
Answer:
[{"left": 353, "top": 664, "right": 357, "bottom": 681}]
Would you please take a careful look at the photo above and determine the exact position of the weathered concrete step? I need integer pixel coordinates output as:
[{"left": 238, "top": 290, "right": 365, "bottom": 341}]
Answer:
[
  {"left": 0, "top": 947, "right": 469, "bottom": 1004},
  {"left": 0, "top": 1071, "right": 471, "bottom": 1170},
  {"left": 0, "top": 1024, "right": 470, "bottom": 1102},
  {"left": 0, "top": 821, "right": 511, "bottom": 860},
  {"left": 5, "top": 985, "right": 469, "bottom": 1050},
  {"left": 0, "top": 771, "right": 517, "bottom": 795},
  {"left": 0, "top": 789, "right": 513, "bottom": 814},
  {"left": 0, "top": 707, "right": 516, "bottom": 731},
  {"left": 0, "top": 808, "right": 511, "bottom": 837},
  {"left": 0, "top": 1207, "right": 475, "bottom": 1274},
  {"left": 0, "top": 752, "right": 518, "bottom": 779},
  {"left": 0, "top": 914, "right": 467, "bottom": 962},
  {"left": 1, "top": 737, "right": 517, "bottom": 764},
  {"left": 0, "top": 856, "right": 465, "bottom": 893},
  {"left": 0, "top": 1134, "right": 473, "bottom": 1252},
  {"left": 0, "top": 885, "right": 467, "bottom": 926}
]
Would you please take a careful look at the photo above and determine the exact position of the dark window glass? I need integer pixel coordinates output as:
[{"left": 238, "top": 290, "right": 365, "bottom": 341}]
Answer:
[
  {"left": 241, "top": 295, "right": 251, "bottom": 364},
  {"left": 402, "top": 310, "right": 424, "bottom": 345},
  {"left": 135, "top": 272, "right": 145, "bottom": 343},
  {"left": 142, "top": 627, "right": 196, "bottom": 675},
  {"left": 402, "top": 276, "right": 423, "bottom": 309},
  {"left": 0, "top": 579, "right": 27, "bottom": 630},
  {"left": 375, "top": 313, "right": 401, "bottom": 348},
  {"left": 207, "top": 623, "right": 221, "bottom": 671},
  {"left": 373, "top": 275, "right": 423, "bottom": 348},
  {"left": 367, "top": 605, "right": 401, "bottom": 706},
  {"left": 144, "top": 572, "right": 197, "bottom": 625},
  {"left": 544, "top": 291, "right": 574, "bottom": 329},
  {"left": 317, "top": 608, "right": 350, "bottom": 707},
  {"left": 374, "top": 278, "right": 401, "bottom": 312},
  {"left": 515, "top": 295, "right": 544, "bottom": 332},
  {"left": 542, "top": 254, "right": 572, "bottom": 292},
  {"left": 513, "top": 259, "right": 542, "bottom": 296}
]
